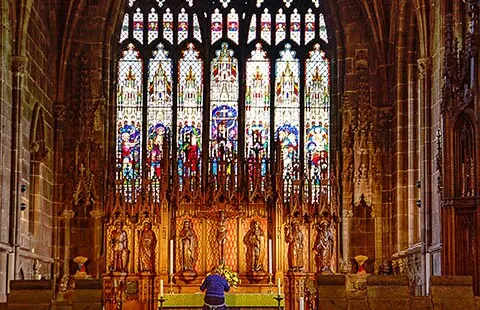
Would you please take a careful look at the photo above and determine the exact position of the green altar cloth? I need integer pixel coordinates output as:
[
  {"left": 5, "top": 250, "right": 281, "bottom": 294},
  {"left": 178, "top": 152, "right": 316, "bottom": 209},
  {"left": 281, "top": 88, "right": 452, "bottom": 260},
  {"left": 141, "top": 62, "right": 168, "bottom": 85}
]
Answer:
[{"left": 159, "top": 293, "right": 285, "bottom": 308}]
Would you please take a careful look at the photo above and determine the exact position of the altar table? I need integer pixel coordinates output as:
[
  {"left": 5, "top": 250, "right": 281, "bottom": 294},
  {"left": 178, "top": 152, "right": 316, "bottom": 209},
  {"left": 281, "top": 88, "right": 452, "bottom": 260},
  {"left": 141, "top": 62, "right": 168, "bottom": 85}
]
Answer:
[{"left": 158, "top": 293, "right": 285, "bottom": 308}]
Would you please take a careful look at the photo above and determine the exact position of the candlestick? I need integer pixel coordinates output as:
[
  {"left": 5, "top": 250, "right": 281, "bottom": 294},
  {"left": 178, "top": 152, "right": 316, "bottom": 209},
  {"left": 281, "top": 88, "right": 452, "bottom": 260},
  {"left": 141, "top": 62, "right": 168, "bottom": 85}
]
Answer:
[
  {"left": 158, "top": 295, "right": 166, "bottom": 310},
  {"left": 273, "top": 294, "right": 284, "bottom": 310},
  {"left": 169, "top": 239, "right": 174, "bottom": 275},
  {"left": 277, "top": 278, "right": 281, "bottom": 296},
  {"left": 168, "top": 273, "right": 174, "bottom": 294},
  {"left": 160, "top": 280, "right": 164, "bottom": 297},
  {"left": 268, "top": 239, "right": 273, "bottom": 274},
  {"left": 268, "top": 273, "right": 273, "bottom": 294}
]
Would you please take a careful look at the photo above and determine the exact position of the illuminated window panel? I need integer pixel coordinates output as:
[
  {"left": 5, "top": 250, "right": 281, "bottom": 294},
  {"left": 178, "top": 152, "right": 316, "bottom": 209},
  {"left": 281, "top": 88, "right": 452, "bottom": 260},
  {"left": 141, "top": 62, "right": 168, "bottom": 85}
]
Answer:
[
  {"left": 256, "top": 0, "right": 264, "bottom": 7},
  {"left": 133, "top": 8, "right": 144, "bottom": 44},
  {"left": 148, "top": 8, "right": 159, "bottom": 44},
  {"left": 319, "top": 13, "right": 328, "bottom": 42},
  {"left": 211, "top": 8, "right": 223, "bottom": 44},
  {"left": 163, "top": 8, "right": 173, "bottom": 44},
  {"left": 275, "top": 44, "right": 300, "bottom": 184},
  {"left": 129, "top": 0, "right": 136, "bottom": 7},
  {"left": 261, "top": 9, "right": 271, "bottom": 45},
  {"left": 186, "top": 0, "right": 193, "bottom": 7},
  {"left": 227, "top": 8, "right": 239, "bottom": 44},
  {"left": 157, "top": 0, "right": 165, "bottom": 7},
  {"left": 305, "top": 9, "right": 315, "bottom": 44},
  {"left": 178, "top": 8, "right": 189, "bottom": 44},
  {"left": 312, "top": 0, "right": 320, "bottom": 8},
  {"left": 209, "top": 43, "right": 239, "bottom": 182},
  {"left": 290, "top": 9, "right": 301, "bottom": 45},
  {"left": 116, "top": 44, "right": 143, "bottom": 202},
  {"left": 147, "top": 44, "right": 173, "bottom": 185},
  {"left": 193, "top": 14, "right": 202, "bottom": 42},
  {"left": 177, "top": 44, "right": 203, "bottom": 187},
  {"left": 275, "top": 9, "right": 286, "bottom": 45},
  {"left": 248, "top": 14, "right": 257, "bottom": 44},
  {"left": 120, "top": 13, "right": 129, "bottom": 43},
  {"left": 245, "top": 43, "right": 270, "bottom": 189},
  {"left": 305, "top": 44, "right": 330, "bottom": 200}
]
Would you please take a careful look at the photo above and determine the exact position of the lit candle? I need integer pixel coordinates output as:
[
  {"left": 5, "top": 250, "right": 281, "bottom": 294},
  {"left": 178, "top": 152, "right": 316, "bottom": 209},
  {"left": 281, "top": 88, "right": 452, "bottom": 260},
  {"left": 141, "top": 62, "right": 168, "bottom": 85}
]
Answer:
[
  {"left": 299, "top": 297, "right": 304, "bottom": 310},
  {"left": 268, "top": 239, "right": 273, "bottom": 274},
  {"left": 160, "top": 280, "right": 164, "bottom": 297},
  {"left": 169, "top": 239, "right": 174, "bottom": 275},
  {"left": 277, "top": 278, "right": 281, "bottom": 296}
]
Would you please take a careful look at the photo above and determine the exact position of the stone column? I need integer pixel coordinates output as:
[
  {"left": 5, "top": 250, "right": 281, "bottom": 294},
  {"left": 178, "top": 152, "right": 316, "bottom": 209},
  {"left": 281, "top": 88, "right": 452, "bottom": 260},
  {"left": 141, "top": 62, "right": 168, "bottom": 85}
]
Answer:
[
  {"left": 90, "top": 209, "right": 104, "bottom": 277},
  {"left": 417, "top": 57, "right": 432, "bottom": 295},
  {"left": 61, "top": 210, "right": 75, "bottom": 276},
  {"left": 10, "top": 55, "right": 28, "bottom": 280}
]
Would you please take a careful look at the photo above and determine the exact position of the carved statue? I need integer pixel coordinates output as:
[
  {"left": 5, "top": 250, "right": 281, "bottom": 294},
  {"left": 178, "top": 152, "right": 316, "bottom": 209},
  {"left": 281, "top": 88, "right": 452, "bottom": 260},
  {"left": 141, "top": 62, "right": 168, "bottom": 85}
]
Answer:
[
  {"left": 313, "top": 219, "right": 334, "bottom": 273},
  {"left": 216, "top": 211, "right": 228, "bottom": 263},
  {"left": 179, "top": 220, "right": 197, "bottom": 271},
  {"left": 284, "top": 220, "right": 304, "bottom": 271},
  {"left": 111, "top": 220, "right": 129, "bottom": 272},
  {"left": 243, "top": 220, "right": 265, "bottom": 272},
  {"left": 139, "top": 221, "right": 156, "bottom": 272}
]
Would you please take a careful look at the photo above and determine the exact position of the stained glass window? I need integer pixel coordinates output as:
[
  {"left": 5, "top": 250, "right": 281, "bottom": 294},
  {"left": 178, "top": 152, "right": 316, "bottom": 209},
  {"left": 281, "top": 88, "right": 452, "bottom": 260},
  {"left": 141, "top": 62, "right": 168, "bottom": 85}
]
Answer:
[
  {"left": 227, "top": 9, "right": 239, "bottom": 44},
  {"left": 178, "top": 44, "right": 203, "bottom": 190},
  {"left": 290, "top": 9, "right": 301, "bottom": 45},
  {"left": 116, "top": 0, "right": 332, "bottom": 203},
  {"left": 193, "top": 14, "right": 202, "bottom": 42},
  {"left": 210, "top": 43, "right": 239, "bottom": 187},
  {"left": 275, "top": 44, "right": 300, "bottom": 186},
  {"left": 147, "top": 44, "right": 173, "bottom": 185},
  {"left": 275, "top": 9, "right": 286, "bottom": 45},
  {"left": 120, "top": 14, "right": 129, "bottom": 43},
  {"left": 211, "top": 9, "right": 223, "bottom": 44},
  {"left": 245, "top": 43, "right": 270, "bottom": 190},
  {"left": 320, "top": 13, "right": 328, "bottom": 42},
  {"left": 117, "top": 44, "right": 143, "bottom": 202},
  {"left": 248, "top": 14, "right": 257, "bottom": 44},
  {"left": 261, "top": 9, "right": 271, "bottom": 45},
  {"left": 148, "top": 8, "right": 159, "bottom": 44},
  {"left": 305, "top": 44, "right": 329, "bottom": 201},
  {"left": 178, "top": 8, "right": 189, "bottom": 44},
  {"left": 133, "top": 8, "right": 144, "bottom": 43},
  {"left": 305, "top": 9, "right": 315, "bottom": 44},
  {"left": 163, "top": 8, "right": 173, "bottom": 44}
]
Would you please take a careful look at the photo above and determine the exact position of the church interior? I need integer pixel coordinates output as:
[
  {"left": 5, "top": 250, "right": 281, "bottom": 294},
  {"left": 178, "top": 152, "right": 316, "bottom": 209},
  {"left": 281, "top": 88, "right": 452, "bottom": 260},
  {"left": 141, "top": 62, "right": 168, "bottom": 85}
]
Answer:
[{"left": 1, "top": 0, "right": 480, "bottom": 309}]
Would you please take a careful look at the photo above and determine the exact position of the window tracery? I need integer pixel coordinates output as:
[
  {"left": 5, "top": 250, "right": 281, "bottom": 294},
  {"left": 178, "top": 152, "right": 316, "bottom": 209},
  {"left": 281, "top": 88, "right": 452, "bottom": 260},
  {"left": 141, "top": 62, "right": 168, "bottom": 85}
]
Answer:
[{"left": 115, "top": 0, "right": 332, "bottom": 204}]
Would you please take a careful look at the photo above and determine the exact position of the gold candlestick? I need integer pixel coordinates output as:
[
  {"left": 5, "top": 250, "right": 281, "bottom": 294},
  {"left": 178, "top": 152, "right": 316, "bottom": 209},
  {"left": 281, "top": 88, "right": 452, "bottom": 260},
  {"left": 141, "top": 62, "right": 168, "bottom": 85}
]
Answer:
[
  {"left": 268, "top": 273, "right": 274, "bottom": 294},
  {"left": 168, "top": 273, "right": 174, "bottom": 294}
]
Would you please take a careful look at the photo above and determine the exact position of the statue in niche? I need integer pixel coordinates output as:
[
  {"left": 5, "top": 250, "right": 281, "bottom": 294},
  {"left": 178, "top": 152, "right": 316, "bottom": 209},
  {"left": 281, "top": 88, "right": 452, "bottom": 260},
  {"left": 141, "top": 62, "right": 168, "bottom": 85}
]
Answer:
[
  {"left": 243, "top": 220, "right": 265, "bottom": 272},
  {"left": 111, "top": 220, "right": 129, "bottom": 273},
  {"left": 216, "top": 211, "right": 228, "bottom": 264},
  {"left": 138, "top": 221, "right": 156, "bottom": 273},
  {"left": 313, "top": 219, "right": 334, "bottom": 273},
  {"left": 179, "top": 219, "right": 197, "bottom": 272},
  {"left": 284, "top": 220, "right": 304, "bottom": 271}
]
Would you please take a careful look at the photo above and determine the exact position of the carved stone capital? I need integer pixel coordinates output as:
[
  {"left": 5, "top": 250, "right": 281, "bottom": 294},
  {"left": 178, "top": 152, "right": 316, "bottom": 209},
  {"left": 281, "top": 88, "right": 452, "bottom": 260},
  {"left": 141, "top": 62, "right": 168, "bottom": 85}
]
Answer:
[
  {"left": 90, "top": 209, "right": 105, "bottom": 219},
  {"left": 61, "top": 210, "right": 76, "bottom": 220},
  {"left": 417, "top": 58, "right": 432, "bottom": 78},
  {"left": 12, "top": 56, "right": 28, "bottom": 74}
]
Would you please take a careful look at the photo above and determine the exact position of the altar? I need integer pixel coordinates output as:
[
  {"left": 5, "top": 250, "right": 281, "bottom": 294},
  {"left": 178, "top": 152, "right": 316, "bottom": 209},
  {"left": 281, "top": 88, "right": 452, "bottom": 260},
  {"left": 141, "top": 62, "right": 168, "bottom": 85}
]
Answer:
[{"left": 158, "top": 293, "right": 285, "bottom": 309}]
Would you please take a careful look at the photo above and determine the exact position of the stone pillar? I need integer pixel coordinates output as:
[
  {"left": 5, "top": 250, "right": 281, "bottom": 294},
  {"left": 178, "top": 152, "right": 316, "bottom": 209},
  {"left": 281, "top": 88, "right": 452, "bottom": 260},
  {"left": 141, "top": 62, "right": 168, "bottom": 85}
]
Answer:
[
  {"left": 286, "top": 271, "right": 306, "bottom": 310},
  {"left": 61, "top": 210, "right": 75, "bottom": 276},
  {"left": 90, "top": 209, "right": 104, "bottom": 277},
  {"left": 9, "top": 55, "right": 28, "bottom": 280},
  {"left": 418, "top": 57, "right": 432, "bottom": 296}
]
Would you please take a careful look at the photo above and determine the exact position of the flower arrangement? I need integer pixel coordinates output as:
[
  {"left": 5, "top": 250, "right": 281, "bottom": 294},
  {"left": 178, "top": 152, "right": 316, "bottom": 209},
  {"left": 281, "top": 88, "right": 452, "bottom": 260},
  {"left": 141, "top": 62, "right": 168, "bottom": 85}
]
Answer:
[{"left": 216, "top": 263, "right": 241, "bottom": 287}]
